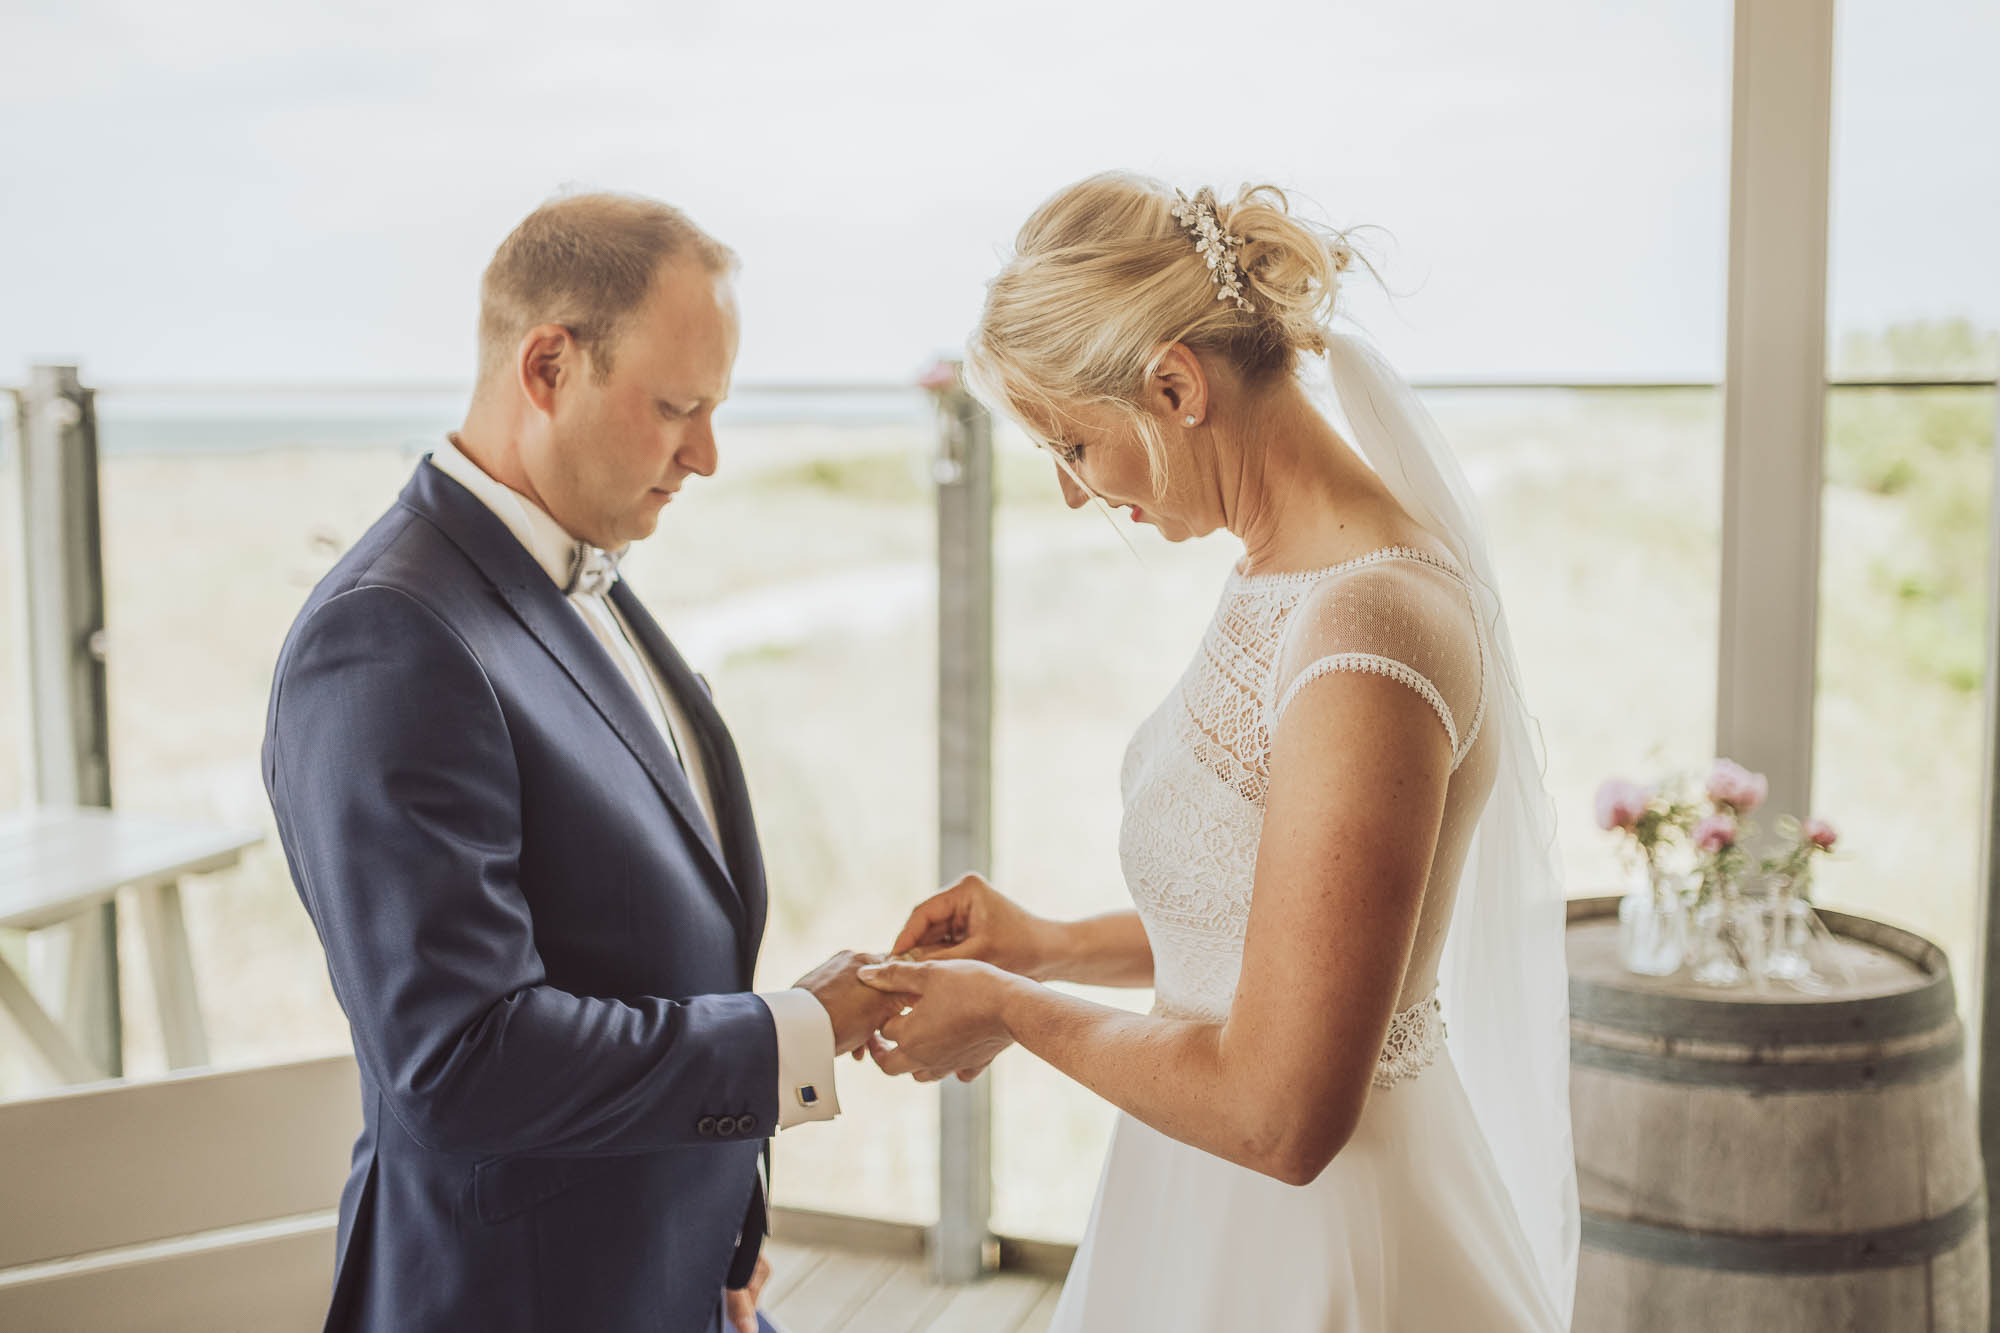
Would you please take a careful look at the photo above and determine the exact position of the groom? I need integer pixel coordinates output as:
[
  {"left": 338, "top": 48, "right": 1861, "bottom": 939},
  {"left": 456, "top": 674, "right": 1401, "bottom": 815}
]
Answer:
[{"left": 261, "top": 191, "right": 903, "bottom": 1333}]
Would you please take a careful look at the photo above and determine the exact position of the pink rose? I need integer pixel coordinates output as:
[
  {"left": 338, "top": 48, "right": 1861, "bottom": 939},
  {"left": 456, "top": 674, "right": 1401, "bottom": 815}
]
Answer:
[
  {"left": 1693, "top": 813, "right": 1737, "bottom": 853},
  {"left": 1706, "top": 758, "right": 1768, "bottom": 813},
  {"left": 1804, "top": 817, "right": 1838, "bottom": 850},
  {"left": 1593, "top": 778, "right": 1651, "bottom": 832},
  {"left": 917, "top": 359, "right": 960, "bottom": 392}
]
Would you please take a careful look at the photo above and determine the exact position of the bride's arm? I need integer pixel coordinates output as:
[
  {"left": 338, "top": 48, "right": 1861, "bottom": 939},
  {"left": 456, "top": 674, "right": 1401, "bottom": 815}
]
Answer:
[
  {"left": 886, "top": 878, "right": 1154, "bottom": 987},
  {"left": 1037, "top": 909, "right": 1154, "bottom": 987},
  {"left": 865, "top": 668, "right": 1452, "bottom": 1185}
]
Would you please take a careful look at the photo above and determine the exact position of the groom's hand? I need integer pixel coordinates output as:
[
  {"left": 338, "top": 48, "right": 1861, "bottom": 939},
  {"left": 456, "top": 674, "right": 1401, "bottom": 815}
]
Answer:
[
  {"left": 793, "top": 950, "right": 904, "bottom": 1057},
  {"left": 723, "top": 1250, "right": 770, "bottom": 1333}
]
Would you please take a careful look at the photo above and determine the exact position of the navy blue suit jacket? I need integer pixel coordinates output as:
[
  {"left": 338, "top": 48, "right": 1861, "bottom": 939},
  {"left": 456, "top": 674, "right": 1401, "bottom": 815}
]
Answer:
[{"left": 263, "top": 456, "right": 780, "bottom": 1332}]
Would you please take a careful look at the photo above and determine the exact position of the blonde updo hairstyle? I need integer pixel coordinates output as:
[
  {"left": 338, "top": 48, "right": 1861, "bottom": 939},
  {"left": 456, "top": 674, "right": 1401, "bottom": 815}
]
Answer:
[{"left": 966, "top": 171, "right": 1380, "bottom": 495}]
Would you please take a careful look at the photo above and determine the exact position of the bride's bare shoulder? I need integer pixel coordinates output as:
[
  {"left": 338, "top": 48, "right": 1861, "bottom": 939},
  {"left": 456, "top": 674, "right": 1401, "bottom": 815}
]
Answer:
[{"left": 1277, "top": 541, "right": 1482, "bottom": 679}]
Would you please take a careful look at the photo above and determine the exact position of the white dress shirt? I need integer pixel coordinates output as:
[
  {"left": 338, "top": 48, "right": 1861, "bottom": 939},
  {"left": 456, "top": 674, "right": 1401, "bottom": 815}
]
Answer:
[{"left": 427, "top": 437, "right": 839, "bottom": 1131}]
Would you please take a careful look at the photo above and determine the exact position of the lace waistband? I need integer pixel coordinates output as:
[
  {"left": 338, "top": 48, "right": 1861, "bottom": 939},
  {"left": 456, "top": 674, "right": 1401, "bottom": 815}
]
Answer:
[{"left": 1372, "top": 990, "right": 1447, "bottom": 1089}]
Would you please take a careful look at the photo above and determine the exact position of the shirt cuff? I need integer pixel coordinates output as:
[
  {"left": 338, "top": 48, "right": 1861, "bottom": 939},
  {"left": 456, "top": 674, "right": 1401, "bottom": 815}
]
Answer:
[{"left": 756, "top": 987, "right": 840, "bottom": 1129}]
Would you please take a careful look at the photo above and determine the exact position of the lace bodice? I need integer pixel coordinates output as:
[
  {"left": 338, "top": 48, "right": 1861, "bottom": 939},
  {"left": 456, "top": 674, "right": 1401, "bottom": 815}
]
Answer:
[{"left": 1119, "top": 544, "right": 1489, "bottom": 1088}]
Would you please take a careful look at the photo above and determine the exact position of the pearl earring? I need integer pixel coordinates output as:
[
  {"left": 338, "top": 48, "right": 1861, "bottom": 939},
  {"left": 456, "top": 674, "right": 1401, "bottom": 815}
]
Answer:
[{"left": 1183, "top": 414, "right": 1198, "bottom": 427}]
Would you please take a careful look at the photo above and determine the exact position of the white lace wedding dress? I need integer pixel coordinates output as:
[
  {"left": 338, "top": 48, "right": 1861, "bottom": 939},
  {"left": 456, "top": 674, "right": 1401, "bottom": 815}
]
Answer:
[{"left": 1046, "top": 544, "right": 1565, "bottom": 1332}]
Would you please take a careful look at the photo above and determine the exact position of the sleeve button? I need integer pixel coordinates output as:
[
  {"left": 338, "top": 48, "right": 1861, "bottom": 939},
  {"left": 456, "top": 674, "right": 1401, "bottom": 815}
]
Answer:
[{"left": 697, "top": 1116, "right": 718, "bottom": 1136}]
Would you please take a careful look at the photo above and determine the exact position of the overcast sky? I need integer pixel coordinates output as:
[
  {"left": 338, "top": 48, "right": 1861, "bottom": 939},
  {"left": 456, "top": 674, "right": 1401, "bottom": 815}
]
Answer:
[{"left": 1, "top": 0, "right": 1992, "bottom": 386}]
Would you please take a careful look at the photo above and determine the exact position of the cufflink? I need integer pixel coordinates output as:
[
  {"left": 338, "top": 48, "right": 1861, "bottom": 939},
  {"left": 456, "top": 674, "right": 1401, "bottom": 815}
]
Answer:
[{"left": 796, "top": 1084, "right": 819, "bottom": 1108}]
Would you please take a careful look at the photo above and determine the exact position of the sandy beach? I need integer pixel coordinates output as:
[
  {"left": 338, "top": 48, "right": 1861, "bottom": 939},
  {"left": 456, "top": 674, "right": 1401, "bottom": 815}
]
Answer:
[{"left": 0, "top": 388, "right": 1984, "bottom": 1241}]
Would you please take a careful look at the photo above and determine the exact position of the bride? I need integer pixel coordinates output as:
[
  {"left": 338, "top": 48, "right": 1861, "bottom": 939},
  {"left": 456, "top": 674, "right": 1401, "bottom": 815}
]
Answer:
[{"left": 855, "top": 172, "right": 1579, "bottom": 1330}]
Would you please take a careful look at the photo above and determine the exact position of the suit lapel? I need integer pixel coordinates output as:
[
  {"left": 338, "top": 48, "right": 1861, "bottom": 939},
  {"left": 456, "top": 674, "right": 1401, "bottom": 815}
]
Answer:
[{"left": 399, "top": 460, "right": 742, "bottom": 932}]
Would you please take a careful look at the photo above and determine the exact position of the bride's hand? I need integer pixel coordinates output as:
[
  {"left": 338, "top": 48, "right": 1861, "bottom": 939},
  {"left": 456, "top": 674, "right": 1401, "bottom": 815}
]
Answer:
[
  {"left": 855, "top": 958, "right": 1021, "bottom": 1081},
  {"left": 888, "top": 873, "right": 1059, "bottom": 980}
]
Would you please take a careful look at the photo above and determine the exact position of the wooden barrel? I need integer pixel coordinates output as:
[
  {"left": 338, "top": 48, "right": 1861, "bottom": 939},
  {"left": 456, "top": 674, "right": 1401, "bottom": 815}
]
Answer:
[{"left": 1567, "top": 894, "right": 1987, "bottom": 1330}]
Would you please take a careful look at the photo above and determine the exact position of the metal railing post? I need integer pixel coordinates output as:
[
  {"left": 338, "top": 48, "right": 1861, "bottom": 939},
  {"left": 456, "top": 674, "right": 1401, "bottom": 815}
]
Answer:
[
  {"left": 930, "top": 368, "right": 996, "bottom": 1283},
  {"left": 14, "top": 364, "right": 120, "bottom": 1078},
  {"left": 1975, "top": 379, "right": 2000, "bottom": 1328}
]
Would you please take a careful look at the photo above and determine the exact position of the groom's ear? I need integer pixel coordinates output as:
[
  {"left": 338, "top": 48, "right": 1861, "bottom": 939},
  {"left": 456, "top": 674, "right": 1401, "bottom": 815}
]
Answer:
[{"left": 518, "top": 323, "right": 578, "bottom": 418}]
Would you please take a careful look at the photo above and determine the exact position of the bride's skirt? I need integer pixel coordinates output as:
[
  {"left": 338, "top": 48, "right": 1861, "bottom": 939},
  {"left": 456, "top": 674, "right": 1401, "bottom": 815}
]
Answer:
[{"left": 1046, "top": 1046, "right": 1565, "bottom": 1332}]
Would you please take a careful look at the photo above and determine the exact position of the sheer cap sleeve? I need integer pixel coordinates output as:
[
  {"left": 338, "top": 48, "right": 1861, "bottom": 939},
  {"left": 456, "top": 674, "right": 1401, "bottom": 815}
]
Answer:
[{"left": 1268, "top": 555, "right": 1488, "bottom": 772}]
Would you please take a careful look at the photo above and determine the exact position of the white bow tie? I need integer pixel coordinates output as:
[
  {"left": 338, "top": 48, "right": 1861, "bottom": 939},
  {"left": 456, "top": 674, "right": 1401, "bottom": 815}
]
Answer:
[{"left": 564, "top": 543, "right": 626, "bottom": 598}]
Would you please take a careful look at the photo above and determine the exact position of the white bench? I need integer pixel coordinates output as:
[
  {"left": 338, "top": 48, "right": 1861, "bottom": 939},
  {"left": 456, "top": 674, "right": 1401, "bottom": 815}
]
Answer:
[
  {"left": 0, "top": 1054, "right": 361, "bottom": 1331},
  {"left": 0, "top": 805, "right": 262, "bottom": 1083}
]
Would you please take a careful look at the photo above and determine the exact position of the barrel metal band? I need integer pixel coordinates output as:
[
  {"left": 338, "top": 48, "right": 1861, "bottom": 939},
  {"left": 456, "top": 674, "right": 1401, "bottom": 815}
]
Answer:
[
  {"left": 1581, "top": 1193, "right": 1986, "bottom": 1274},
  {"left": 1568, "top": 972, "right": 1956, "bottom": 1045},
  {"left": 1570, "top": 1025, "right": 1964, "bottom": 1091}
]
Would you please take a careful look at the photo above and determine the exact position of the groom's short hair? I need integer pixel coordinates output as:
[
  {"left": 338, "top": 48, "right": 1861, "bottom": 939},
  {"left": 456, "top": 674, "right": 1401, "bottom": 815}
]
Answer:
[{"left": 477, "top": 191, "right": 737, "bottom": 388}]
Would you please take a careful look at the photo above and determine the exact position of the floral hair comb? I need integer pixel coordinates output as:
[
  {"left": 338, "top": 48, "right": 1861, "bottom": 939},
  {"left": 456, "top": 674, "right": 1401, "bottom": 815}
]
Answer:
[{"left": 1168, "top": 186, "right": 1253, "bottom": 313}]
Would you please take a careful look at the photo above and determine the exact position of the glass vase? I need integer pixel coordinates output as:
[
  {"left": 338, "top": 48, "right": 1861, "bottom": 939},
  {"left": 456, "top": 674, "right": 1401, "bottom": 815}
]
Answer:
[
  {"left": 1617, "top": 862, "right": 1688, "bottom": 976},
  {"left": 1689, "top": 879, "right": 1764, "bottom": 987},
  {"left": 1761, "top": 867, "right": 1817, "bottom": 983}
]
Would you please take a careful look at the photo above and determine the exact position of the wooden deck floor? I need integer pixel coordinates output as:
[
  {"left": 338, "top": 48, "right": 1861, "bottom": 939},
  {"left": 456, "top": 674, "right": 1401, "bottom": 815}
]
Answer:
[{"left": 760, "top": 1239, "right": 1063, "bottom": 1333}]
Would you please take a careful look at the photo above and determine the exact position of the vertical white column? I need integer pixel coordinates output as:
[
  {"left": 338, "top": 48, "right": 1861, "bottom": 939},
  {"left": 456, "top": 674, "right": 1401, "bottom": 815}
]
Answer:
[{"left": 1716, "top": 0, "right": 1836, "bottom": 838}]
